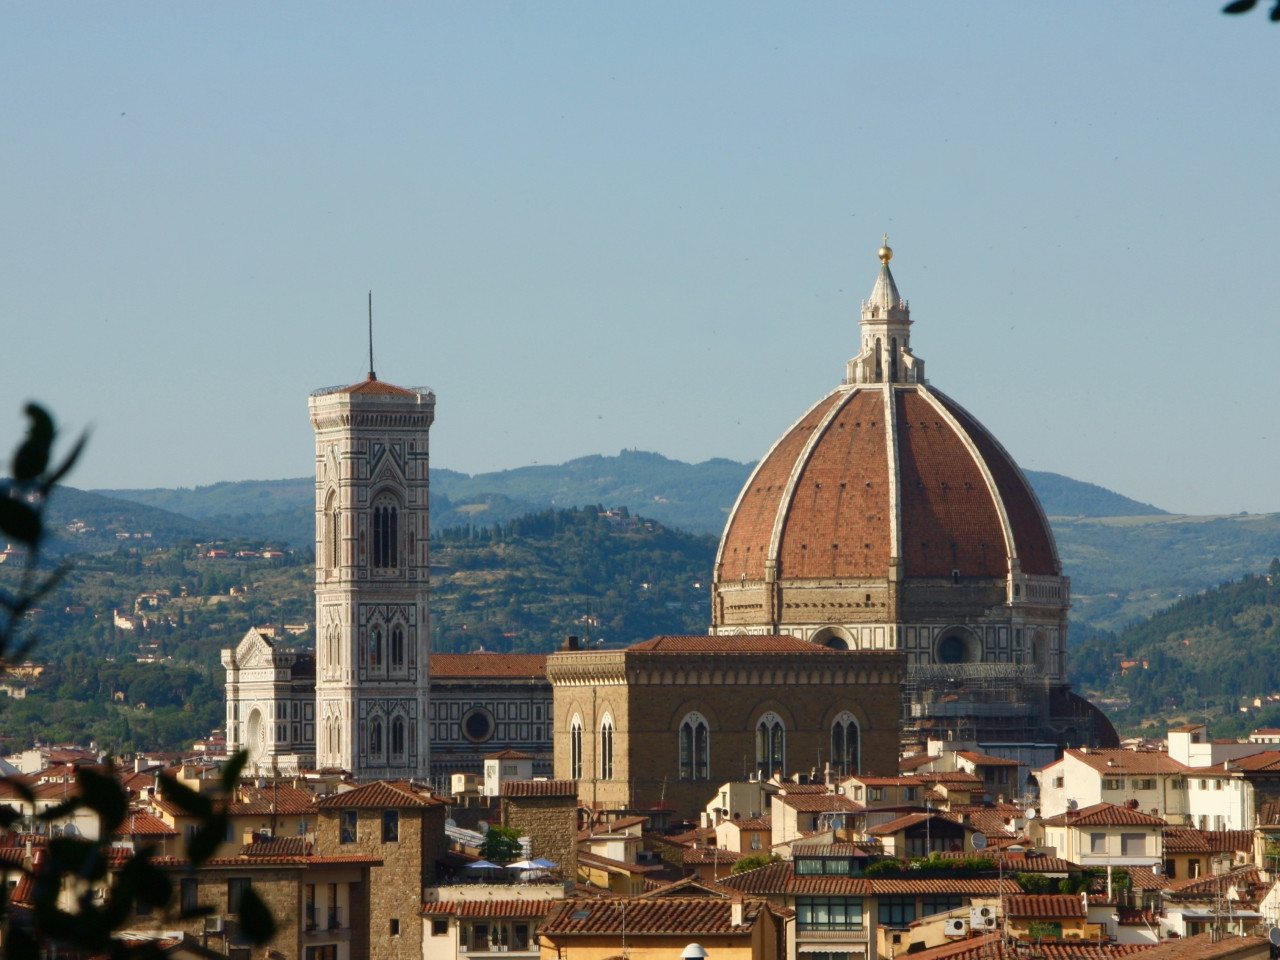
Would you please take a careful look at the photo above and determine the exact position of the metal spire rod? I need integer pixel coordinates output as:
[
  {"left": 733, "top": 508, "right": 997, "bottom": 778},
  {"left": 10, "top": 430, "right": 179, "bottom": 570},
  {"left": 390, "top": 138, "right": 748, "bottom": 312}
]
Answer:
[{"left": 368, "top": 290, "right": 375, "bottom": 380}]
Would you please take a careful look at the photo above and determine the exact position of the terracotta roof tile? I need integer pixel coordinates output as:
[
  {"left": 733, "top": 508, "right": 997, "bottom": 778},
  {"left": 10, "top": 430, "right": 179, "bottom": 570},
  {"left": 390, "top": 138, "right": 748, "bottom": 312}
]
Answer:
[
  {"left": 1005, "top": 894, "right": 1087, "bottom": 919},
  {"left": 484, "top": 748, "right": 534, "bottom": 760},
  {"left": 1125, "top": 932, "right": 1271, "bottom": 960},
  {"left": 431, "top": 653, "right": 548, "bottom": 678},
  {"left": 423, "top": 900, "right": 556, "bottom": 919},
  {"left": 776, "top": 792, "right": 861, "bottom": 813},
  {"left": 243, "top": 836, "right": 309, "bottom": 857},
  {"left": 333, "top": 375, "right": 421, "bottom": 396},
  {"left": 626, "top": 635, "right": 841, "bottom": 655},
  {"left": 905, "top": 932, "right": 1152, "bottom": 960},
  {"left": 541, "top": 898, "right": 764, "bottom": 935},
  {"left": 1040, "top": 802, "right": 1167, "bottom": 827},
  {"left": 315, "top": 780, "right": 444, "bottom": 808},
  {"left": 118, "top": 810, "right": 179, "bottom": 837},
  {"left": 231, "top": 782, "right": 315, "bottom": 816},
  {"left": 501, "top": 779, "right": 577, "bottom": 798},
  {"left": 1065, "top": 749, "right": 1188, "bottom": 775}
]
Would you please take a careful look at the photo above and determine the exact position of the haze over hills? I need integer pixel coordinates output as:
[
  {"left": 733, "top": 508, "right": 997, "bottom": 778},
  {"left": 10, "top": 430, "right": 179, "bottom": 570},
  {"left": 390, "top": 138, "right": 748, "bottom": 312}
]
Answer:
[{"left": 53, "top": 451, "right": 1280, "bottom": 633}]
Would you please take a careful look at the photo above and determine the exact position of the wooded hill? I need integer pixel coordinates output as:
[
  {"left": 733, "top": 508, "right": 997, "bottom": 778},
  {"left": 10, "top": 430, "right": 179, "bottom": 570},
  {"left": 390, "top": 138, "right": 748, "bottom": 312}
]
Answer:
[{"left": 1069, "top": 559, "right": 1280, "bottom": 736}]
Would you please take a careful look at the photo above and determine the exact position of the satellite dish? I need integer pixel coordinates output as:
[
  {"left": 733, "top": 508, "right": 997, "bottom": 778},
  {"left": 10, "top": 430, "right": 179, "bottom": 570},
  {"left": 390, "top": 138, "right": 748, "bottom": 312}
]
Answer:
[
  {"left": 445, "top": 818, "right": 457, "bottom": 829},
  {"left": 1025, "top": 808, "right": 1037, "bottom": 821},
  {"left": 1268, "top": 928, "right": 1280, "bottom": 947},
  {"left": 478, "top": 821, "right": 491, "bottom": 834},
  {"left": 971, "top": 832, "right": 987, "bottom": 850}
]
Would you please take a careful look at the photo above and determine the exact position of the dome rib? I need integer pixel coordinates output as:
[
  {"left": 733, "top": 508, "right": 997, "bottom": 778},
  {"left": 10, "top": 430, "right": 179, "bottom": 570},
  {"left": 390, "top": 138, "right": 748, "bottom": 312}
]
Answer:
[{"left": 915, "top": 386, "right": 1017, "bottom": 574}]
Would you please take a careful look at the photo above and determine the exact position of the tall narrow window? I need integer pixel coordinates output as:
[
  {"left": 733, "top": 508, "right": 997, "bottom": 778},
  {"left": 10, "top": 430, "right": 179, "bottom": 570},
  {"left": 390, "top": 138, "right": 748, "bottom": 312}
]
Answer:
[
  {"left": 679, "top": 712, "right": 710, "bottom": 780},
  {"left": 391, "top": 717, "right": 406, "bottom": 759},
  {"left": 369, "top": 719, "right": 383, "bottom": 759},
  {"left": 756, "top": 712, "right": 785, "bottom": 779},
  {"left": 600, "top": 716, "right": 615, "bottom": 780},
  {"left": 369, "top": 626, "right": 383, "bottom": 670},
  {"left": 390, "top": 625, "right": 405, "bottom": 669},
  {"left": 831, "top": 711, "right": 860, "bottom": 777},
  {"left": 570, "top": 715, "right": 583, "bottom": 780},
  {"left": 326, "top": 492, "right": 340, "bottom": 570},
  {"left": 371, "top": 494, "right": 399, "bottom": 569},
  {"left": 874, "top": 338, "right": 883, "bottom": 381}
]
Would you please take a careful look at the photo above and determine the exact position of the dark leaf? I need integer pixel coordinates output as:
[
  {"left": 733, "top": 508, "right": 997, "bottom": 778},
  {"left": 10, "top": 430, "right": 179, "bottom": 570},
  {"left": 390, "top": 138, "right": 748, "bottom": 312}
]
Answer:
[
  {"left": 45, "top": 429, "right": 88, "bottom": 488},
  {"left": 0, "top": 805, "right": 19, "bottom": 827},
  {"left": 238, "top": 886, "right": 278, "bottom": 944},
  {"left": 1223, "top": 0, "right": 1257, "bottom": 11},
  {"left": 0, "top": 775, "right": 34, "bottom": 802},
  {"left": 5, "top": 924, "right": 41, "bottom": 960},
  {"left": 221, "top": 748, "right": 249, "bottom": 793},
  {"left": 48, "top": 836, "right": 103, "bottom": 878},
  {"left": 38, "top": 794, "right": 85, "bottom": 826},
  {"left": 77, "top": 765, "right": 128, "bottom": 836},
  {"left": 1270, "top": 0, "right": 1280, "bottom": 19},
  {"left": 12, "top": 404, "right": 54, "bottom": 482},
  {"left": 158, "top": 771, "right": 213, "bottom": 819},
  {"left": 0, "top": 496, "right": 40, "bottom": 545},
  {"left": 185, "top": 815, "right": 228, "bottom": 866}
]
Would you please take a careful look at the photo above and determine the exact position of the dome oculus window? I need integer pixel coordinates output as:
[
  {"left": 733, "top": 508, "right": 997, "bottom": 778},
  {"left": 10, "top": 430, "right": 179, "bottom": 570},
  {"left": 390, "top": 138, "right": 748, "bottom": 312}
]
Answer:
[{"left": 461, "top": 707, "right": 495, "bottom": 743}]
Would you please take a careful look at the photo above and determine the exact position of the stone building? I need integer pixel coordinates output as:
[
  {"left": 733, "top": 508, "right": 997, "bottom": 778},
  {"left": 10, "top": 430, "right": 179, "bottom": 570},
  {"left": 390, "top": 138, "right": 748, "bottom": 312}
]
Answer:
[
  {"left": 315, "top": 779, "right": 449, "bottom": 960},
  {"left": 428, "top": 652, "right": 553, "bottom": 784},
  {"left": 499, "top": 779, "right": 580, "bottom": 882},
  {"left": 310, "top": 372, "right": 435, "bottom": 779},
  {"left": 547, "top": 634, "right": 904, "bottom": 818},
  {"left": 711, "top": 240, "right": 1115, "bottom": 749},
  {"left": 221, "top": 626, "right": 316, "bottom": 775}
]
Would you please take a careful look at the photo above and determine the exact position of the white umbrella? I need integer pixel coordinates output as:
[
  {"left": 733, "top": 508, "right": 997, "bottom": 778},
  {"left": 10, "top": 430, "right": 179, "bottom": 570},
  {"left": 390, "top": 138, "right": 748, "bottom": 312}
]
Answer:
[
  {"left": 505, "top": 859, "right": 540, "bottom": 870},
  {"left": 466, "top": 860, "right": 502, "bottom": 870}
]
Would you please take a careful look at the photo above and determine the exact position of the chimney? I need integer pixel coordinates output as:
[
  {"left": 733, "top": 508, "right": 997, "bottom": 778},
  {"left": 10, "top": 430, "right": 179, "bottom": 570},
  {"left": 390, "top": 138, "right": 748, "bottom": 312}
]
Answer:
[
  {"left": 562, "top": 635, "right": 581, "bottom": 651},
  {"left": 731, "top": 892, "right": 744, "bottom": 927}
]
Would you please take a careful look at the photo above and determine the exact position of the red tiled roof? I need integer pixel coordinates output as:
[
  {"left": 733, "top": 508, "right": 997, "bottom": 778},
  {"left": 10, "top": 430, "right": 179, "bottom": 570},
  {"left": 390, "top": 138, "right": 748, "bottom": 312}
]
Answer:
[
  {"left": 775, "top": 792, "right": 861, "bottom": 813},
  {"left": 119, "top": 810, "right": 178, "bottom": 837},
  {"left": 727, "top": 817, "right": 771, "bottom": 831},
  {"left": 334, "top": 375, "right": 420, "bottom": 396},
  {"left": 1124, "top": 932, "right": 1272, "bottom": 960},
  {"left": 1040, "top": 802, "right": 1167, "bottom": 827},
  {"left": 431, "top": 652, "right": 548, "bottom": 678},
  {"left": 315, "top": 780, "right": 444, "bottom": 808},
  {"left": 956, "top": 751, "right": 1022, "bottom": 767},
  {"left": 626, "top": 635, "right": 841, "bottom": 655},
  {"left": 790, "top": 842, "right": 878, "bottom": 858},
  {"left": 243, "top": 837, "right": 309, "bottom": 857},
  {"left": 1066, "top": 749, "right": 1188, "bottom": 775},
  {"left": 905, "top": 932, "right": 1152, "bottom": 960},
  {"left": 485, "top": 748, "right": 534, "bottom": 760},
  {"left": 501, "top": 779, "right": 577, "bottom": 798},
  {"left": 1164, "top": 866, "right": 1263, "bottom": 898},
  {"left": 1005, "top": 894, "right": 1086, "bottom": 919},
  {"left": 540, "top": 898, "right": 765, "bottom": 935},
  {"left": 867, "top": 812, "right": 964, "bottom": 835},
  {"left": 423, "top": 899, "right": 556, "bottom": 919},
  {"left": 717, "top": 860, "right": 1020, "bottom": 897},
  {"left": 230, "top": 782, "right": 315, "bottom": 815}
]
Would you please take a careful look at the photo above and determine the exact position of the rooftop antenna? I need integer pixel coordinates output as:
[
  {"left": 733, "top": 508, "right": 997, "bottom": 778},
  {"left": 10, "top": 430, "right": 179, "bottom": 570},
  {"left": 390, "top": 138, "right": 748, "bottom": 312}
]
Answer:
[{"left": 367, "top": 290, "right": 376, "bottom": 381}]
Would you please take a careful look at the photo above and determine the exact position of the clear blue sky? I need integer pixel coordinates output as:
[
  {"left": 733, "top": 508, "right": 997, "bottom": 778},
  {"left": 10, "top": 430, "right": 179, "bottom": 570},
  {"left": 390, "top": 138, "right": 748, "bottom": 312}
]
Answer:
[{"left": 3, "top": 3, "right": 1277, "bottom": 516}]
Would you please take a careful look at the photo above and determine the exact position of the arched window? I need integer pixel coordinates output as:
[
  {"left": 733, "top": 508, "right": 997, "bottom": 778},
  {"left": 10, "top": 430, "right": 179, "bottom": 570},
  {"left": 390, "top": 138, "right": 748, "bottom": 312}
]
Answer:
[
  {"left": 369, "top": 718, "right": 383, "bottom": 759},
  {"left": 390, "top": 717, "right": 406, "bottom": 760},
  {"left": 599, "top": 715, "right": 615, "bottom": 780},
  {"left": 679, "top": 712, "right": 710, "bottom": 781},
  {"left": 890, "top": 336, "right": 899, "bottom": 382},
  {"left": 874, "top": 338, "right": 883, "bottom": 382},
  {"left": 368, "top": 626, "right": 383, "bottom": 670},
  {"left": 570, "top": 714, "right": 583, "bottom": 780},
  {"left": 831, "top": 711, "right": 860, "bottom": 777},
  {"left": 371, "top": 494, "right": 399, "bottom": 570},
  {"left": 390, "top": 625, "right": 405, "bottom": 669},
  {"left": 326, "top": 491, "right": 340, "bottom": 571},
  {"left": 756, "top": 712, "right": 785, "bottom": 779}
]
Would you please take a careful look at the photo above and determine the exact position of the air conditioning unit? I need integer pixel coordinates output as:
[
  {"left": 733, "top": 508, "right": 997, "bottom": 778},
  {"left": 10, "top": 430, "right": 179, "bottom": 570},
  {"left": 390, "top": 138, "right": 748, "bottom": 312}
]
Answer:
[
  {"left": 945, "top": 918, "right": 968, "bottom": 937},
  {"left": 259, "top": 828, "right": 272, "bottom": 838},
  {"left": 205, "top": 917, "right": 225, "bottom": 933},
  {"left": 970, "top": 907, "right": 997, "bottom": 929}
]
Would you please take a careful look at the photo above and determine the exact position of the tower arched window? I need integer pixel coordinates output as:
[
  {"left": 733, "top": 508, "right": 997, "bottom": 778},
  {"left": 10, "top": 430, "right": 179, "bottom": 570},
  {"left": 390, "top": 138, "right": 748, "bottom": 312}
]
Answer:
[
  {"left": 831, "top": 711, "right": 860, "bottom": 777},
  {"left": 390, "top": 717, "right": 406, "bottom": 760},
  {"left": 600, "top": 715, "right": 615, "bottom": 780},
  {"left": 570, "top": 714, "right": 583, "bottom": 780},
  {"left": 390, "top": 625, "right": 405, "bottom": 670},
  {"left": 756, "top": 712, "right": 785, "bottom": 779},
  {"left": 679, "top": 712, "right": 710, "bottom": 781},
  {"left": 874, "top": 338, "right": 883, "bottom": 382},
  {"left": 369, "top": 718, "right": 383, "bottom": 759},
  {"left": 326, "top": 490, "right": 340, "bottom": 571},
  {"left": 368, "top": 626, "right": 383, "bottom": 670},
  {"left": 371, "top": 493, "right": 400, "bottom": 570},
  {"left": 890, "top": 336, "right": 899, "bottom": 382}
]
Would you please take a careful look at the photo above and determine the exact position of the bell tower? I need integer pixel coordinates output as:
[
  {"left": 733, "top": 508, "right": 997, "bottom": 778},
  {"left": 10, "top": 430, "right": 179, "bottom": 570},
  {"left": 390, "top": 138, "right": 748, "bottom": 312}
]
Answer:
[{"left": 309, "top": 372, "right": 435, "bottom": 780}]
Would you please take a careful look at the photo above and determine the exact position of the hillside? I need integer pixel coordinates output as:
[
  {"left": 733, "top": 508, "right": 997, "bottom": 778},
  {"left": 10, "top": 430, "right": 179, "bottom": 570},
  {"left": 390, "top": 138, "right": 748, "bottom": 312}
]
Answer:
[{"left": 1069, "top": 561, "right": 1280, "bottom": 736}]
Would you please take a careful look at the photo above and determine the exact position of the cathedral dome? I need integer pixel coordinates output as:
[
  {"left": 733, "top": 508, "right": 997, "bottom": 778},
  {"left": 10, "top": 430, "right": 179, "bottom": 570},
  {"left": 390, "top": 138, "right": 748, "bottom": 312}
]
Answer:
[
  {"left": 714, "top": 371, "right": 1058, "bottom": 584},
  {"left": 710, "top": 242, "right": 1068, "bottom": 675}
]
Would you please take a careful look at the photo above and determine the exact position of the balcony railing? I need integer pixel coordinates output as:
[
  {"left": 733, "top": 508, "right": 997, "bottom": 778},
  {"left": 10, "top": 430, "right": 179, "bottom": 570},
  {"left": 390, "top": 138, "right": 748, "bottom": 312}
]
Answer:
[{"left": 797, "top": 927, "right": 870, "bottom": 940}]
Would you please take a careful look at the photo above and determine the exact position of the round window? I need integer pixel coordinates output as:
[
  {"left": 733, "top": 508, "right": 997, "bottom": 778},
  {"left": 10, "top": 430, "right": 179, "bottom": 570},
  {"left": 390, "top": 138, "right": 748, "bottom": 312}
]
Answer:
[{"left": 461, "top": 707, "right": 495, "bottom": 743}]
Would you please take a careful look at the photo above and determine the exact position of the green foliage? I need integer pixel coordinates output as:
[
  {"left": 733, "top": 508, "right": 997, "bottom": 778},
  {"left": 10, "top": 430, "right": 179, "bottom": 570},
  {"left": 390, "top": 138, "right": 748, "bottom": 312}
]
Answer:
[
  {"left": 731, "top": 853, "right": 781, "bottom": 874},
  {"left": 479, "top": 825, "right": 524, "bottom": 865},
  {"left": 864, "top": 855, "right": 995, "bottom": 878},
  {"left": 1070, "top": 563, "right": 1280, "bottom": 734},
  {"left": 0, "top": 407, "right": 276, "bottom": 956},
  {"left": 1015, "top": 872, "right": 1055, "bottom": 894}
]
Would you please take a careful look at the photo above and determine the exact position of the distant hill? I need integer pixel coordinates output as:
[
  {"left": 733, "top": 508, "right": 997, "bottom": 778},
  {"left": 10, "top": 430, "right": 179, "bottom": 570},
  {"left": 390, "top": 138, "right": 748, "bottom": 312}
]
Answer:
[
  {"left": 1069, "top": 562, "right": 1280, "bottom": 736},
  {"left": 92, "top": 451, "right": 1166, "bottom": 537},
  {"left": 1022, "top": 470, "right": 1165, "bottom": 518}
]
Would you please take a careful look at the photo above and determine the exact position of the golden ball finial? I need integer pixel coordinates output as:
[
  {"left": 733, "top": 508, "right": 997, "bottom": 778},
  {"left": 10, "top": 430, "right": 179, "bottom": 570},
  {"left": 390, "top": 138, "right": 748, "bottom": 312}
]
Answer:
[{"left": 878, "top": 233, "right": 893, "bottom": 264}]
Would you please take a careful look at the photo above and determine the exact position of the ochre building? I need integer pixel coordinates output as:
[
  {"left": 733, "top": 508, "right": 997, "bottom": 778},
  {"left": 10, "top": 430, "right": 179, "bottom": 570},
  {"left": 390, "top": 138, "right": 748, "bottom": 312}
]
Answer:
[{"left": 547, "top": 634, "right": 904, "bottom": 818}]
